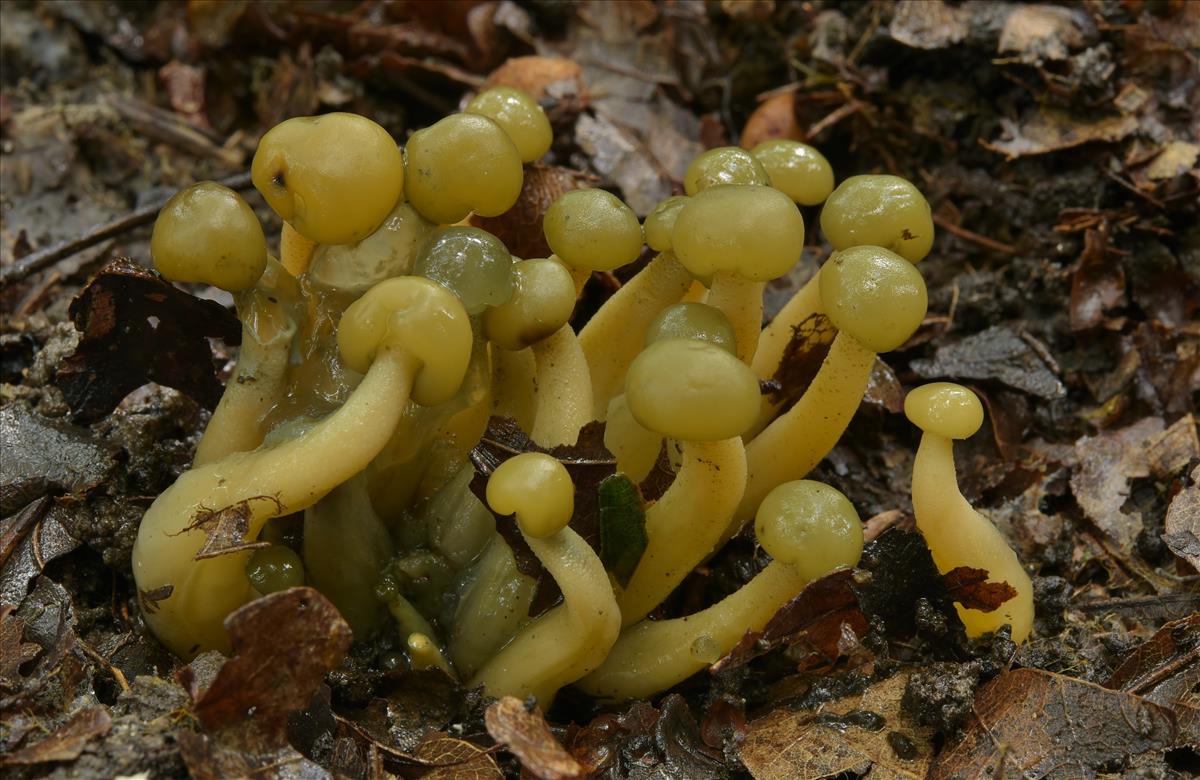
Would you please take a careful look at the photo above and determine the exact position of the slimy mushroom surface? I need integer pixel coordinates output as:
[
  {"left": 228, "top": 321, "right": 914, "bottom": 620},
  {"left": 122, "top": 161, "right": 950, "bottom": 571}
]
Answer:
[
  {"left": 905, "top": 382, "right": 1034, "bottom": 642},
  {"left": 820, "top": 174, "right": 934, "bottom": 263},
  {"left": 683, "top": 147, "right": 770, "bottom": 194},
  {"left": 151, "top": 182, "right": 267, "bottom": 292},
  {"left": 465, "top": 86, "right": 553, "bottom": 164},
  {"left": 751, "top": 140, "right": 834, "bottom": 206},
  {"left": 471, "top": 453, "right": 620, "bottom": 705},
  {"left": 579, "top": 480, "right": 862, "bottom": 700},
  {"left": 405, "top": 113, "right": 524, "bottom": 224},
  {"left": 251, "top": 113, "right": 404, "bottom": 245}
]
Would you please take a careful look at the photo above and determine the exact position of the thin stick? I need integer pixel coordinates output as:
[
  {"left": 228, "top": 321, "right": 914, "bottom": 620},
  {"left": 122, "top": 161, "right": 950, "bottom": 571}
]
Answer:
[
  {"left": 932, "top": 213, "right": 1018, "bottom": 255},
  {"left": 0, "top": 171, "right": 254, "bottom": 286}
]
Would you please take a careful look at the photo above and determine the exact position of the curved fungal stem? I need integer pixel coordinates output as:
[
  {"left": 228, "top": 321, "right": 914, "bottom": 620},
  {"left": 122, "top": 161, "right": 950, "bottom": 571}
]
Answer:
[
  {"left": 470, "top": 454, "right": 620, "bottom": 705},
  {"left": 617, "top": 437, "right": 747, "bottom": 626},
  {"left": 577, "top": 252, "right": 694, "bottom": 420},
  {"left": 530, "top": 325, "right": 593, "bottom": 447},
  {"left": 703, "top": 272, "right": 764, "bottom": 363},
  {"left": 194, "top": 259, "right": 300, "bottom": 466}
]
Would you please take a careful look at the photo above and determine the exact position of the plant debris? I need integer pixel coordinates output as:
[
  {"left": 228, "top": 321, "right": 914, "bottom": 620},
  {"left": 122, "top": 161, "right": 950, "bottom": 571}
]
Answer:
[{"left": 54, "top": 258, "right": 241, "bottom": 424}]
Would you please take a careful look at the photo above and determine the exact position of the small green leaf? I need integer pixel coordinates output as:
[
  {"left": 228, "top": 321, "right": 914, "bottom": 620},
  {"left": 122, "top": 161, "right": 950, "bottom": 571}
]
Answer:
[{"left": 598, "top": 474, "right": 648, "bottom": 588}]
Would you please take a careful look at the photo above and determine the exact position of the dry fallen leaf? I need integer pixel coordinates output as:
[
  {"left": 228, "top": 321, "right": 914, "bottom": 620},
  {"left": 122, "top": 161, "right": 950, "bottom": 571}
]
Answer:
[
  {"left": 415, "top": 731, "right": 504, "bottom": 780},
  {"left": 740, "top": 672, "right": 934, "bottom": 780},
  {"left": 1069, "top": 227, "right": 1126, "bottom": 331},
  {"left": 997, "top": 4, "right": 1091, "bottom": 63},
  {"left": 981, "top": 110, "right": 1137, "bottom": 161},
  {"left": 1072, "top": 415, "right": 1199, "bottom": 553},
  {"left": 888, "top": 0, "right": 968, "bottom": 50},
  {"left": 55, "top": 258, "right": 241, "bottom": 424},
  {"left": 1164, "top": 463, "right": 1200, "bottom": 570},
  {"left": 941, "top": 567, "right": 1019, "bottom": 612},
  {"left": 1, "top": 706, "right": 113, "bottom": 766},
  {"left": 485, "top": 696, "right": 585, "bottom": 780},
  {"left": 187, "top": 587, "right": 352, "bottom": 747},
  {"left": 930, "top": 668, "right": 1178, "bottom": 778},
  {"left": 178, "top": 494, "right": 280, "bottom": 561},
  {"left": 740, "top": 91, "right": 803, "bottom": 149},
  {"left": 1145, "top": 140, "right": 1200, "bottom": 181}
]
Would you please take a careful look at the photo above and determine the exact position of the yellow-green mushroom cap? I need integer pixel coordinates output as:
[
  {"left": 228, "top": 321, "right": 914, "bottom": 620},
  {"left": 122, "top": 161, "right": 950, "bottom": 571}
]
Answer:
[
  {"left": 683, "top": 147, "right": 770, "bottom": 195},
  {"left": 251, "top": 113, "right": 404, "bottom": 245},
  {"left": 625, "top": 339, "right": 760, "bottom": 441},
  {"left": 151, "top": 182, "right": 267, "bottom": 292},
  {"left": 755, "top": 480, "right": 863, "bottom": 581},
  {"left": 904, "top": 382, "right": 984, "bottom": 440},
  {"left": 672, "top": 185, "right": 804, "bottom": 281},
  {"left": 820, "top": 174, "right": 934, "bottom": 263},
  {"left": 751, "top": 140, "right": 835, "bottom": 206},
  {"left": 337, "top": 276, "right": 472, "bottom": 405},
  {"left": 465, "top": 86, "right": 553, "bottom": 164},
  {"left": 643, "top": 195, "right": 689, "bottom": 253},
  {"left": 645, "top": 302, "right": 737, "bottom": 355},
  {"left": 819, "top": 245, "right": 927, "bottom": 353},
  {"left": 484, "top": 258, "right": 577, "bottom": 350},
  {"left": 412, "top": 226, "right": 514, "bottom": 315},
  {"left": 405, "top": 113, "right": 524, "bottom": 225},
  {"left": 486, "top": 452, "right": 575, "bottom": 538},
  {"left": 543, "top": 189, "right": 643, "bottom": 272}
]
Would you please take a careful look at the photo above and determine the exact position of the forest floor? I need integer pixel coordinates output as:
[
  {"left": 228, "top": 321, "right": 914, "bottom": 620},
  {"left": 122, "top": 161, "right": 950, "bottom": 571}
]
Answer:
[{"left": 1, "top": 2, "right": 1198, "bottom": 778}]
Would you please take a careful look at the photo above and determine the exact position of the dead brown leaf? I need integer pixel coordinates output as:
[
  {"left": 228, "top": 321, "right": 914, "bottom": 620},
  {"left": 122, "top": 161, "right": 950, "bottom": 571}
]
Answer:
[
  {"left": 486, "top": 56, "right": 584, "bottom": 102},
  {"left": 1, "top": 706, "right": 112, "bottom": 766},
  {"left": 930, "top": 668, "right": 1179, "bottom": 778},
  {"left": 941, "top": 567, "right": 1019, "bottom": 613},
  {"left": 740, "top": 91, "right": 803, "bottom": 149},
  {"left": 1072, "top": 415, "right": 1199, "bottom": 552},
  {"left": 767, "top": 313, "right": 835, "bottom": 406},
  {"left": 415, "top": 731, "right": 503, "bottom": 780},
  {"left": 997, "top": 4, "right": 1091, "bottom": 63},
  {"left": 0, "top": 604, "right": 40, "bottom": 693},
  {"left": 187, "top": 587, "right": 352, "bottom": 748},
  {"left": 55, "top": 258, "right": 241, "bottom": 424},
  {"left": 176, "top": 495, "right": 281, "bottom": 561},
  {"left": 889, "top": 0, "right": 968, "bottom": 51},
  {"left": 1164, "top": 463, "right": 1200, "bottom": 570},
  {"left": 1146, "top": 140, "right": 1200, "bottom": 181},
  {"left": 981, "top": 110, "right": 1137, "bottom": 161},
  {"left": 484, "top": 696, "right": 585, "bottom": 780},
  {"left": 1107, "top": 614, "right": 1200, "bottom": 708},
  {"left": 911, "top": 325, "right": 1066, "bottom": 400},
  {"left": 1069, "top": 227, "right": 1126, "bottom": 331},
  {"left": 740, "top": 672, "right": 934, "bottom": 780},
  {"left": 715, "top": 569, "right": 868, "bottom": 673}
]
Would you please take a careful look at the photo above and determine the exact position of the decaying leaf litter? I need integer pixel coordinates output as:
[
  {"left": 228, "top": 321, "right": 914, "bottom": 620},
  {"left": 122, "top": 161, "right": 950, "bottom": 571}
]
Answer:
[{"left": 1, "top": 1, "right": 1197, "bottom": 777}]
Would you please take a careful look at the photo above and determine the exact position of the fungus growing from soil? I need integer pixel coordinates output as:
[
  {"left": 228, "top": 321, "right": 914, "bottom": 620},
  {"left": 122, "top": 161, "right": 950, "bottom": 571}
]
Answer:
[
  {"left": 136, "top": 86, "right": 1032, "bottom": 704},
  {"left": 905, "top": 382, "right": 1034, "bottom": 642}
]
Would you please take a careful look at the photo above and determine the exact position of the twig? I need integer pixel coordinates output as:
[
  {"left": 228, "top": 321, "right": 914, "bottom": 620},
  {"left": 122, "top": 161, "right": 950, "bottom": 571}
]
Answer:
[
  {"left": 932, "top": 213, "right": 1018, "bottom": 255},
  {"left": 0, "top": 171, "right": 253, "bottom": 286}
]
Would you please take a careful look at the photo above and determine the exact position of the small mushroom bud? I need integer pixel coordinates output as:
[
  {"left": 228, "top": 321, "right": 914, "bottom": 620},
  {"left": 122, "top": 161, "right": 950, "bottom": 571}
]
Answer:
[
  {"left": 643, "top": 195, "right": 689, "bottom": 253},
  {"left": 465, "top": 86, "right": 553, "bottom": 164},
  {"left": 543, "top": 188, "right": 644, "bottom": 272},
  {"left": 484, "top": 258, "right": 576, "bottom": 351},
  {"left": 750, "top": 140, "right": 835, "bottom": 206},
  {"left": 673, "top": 184, "right": 805, "bottom": 362},
  {"left": 151, "top": 181, "right": 267, "bottom": 292},
  {"left": 405, "top": 113, "right": 524, "bottom": 224},
  {"left": 820, "top": 174, "right": 934, "bottom": 263},
  {"left": 683, "top": 147, "right": 770, "bottom": 194},
  {"left": 412, "top": 227, "right": 515, "bottom": 315}
]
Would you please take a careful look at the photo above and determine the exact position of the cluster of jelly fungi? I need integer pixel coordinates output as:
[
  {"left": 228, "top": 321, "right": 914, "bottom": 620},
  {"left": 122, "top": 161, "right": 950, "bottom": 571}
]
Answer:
[{"left": 133, "top": 85, "right": 1034, "bottom": 703}]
